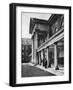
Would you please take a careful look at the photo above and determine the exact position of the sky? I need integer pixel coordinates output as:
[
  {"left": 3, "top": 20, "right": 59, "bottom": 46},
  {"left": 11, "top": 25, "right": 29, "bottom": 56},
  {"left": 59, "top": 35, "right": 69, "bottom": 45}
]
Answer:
[{"left": 21, "top": 12, "right": 51, "bottom": 38}]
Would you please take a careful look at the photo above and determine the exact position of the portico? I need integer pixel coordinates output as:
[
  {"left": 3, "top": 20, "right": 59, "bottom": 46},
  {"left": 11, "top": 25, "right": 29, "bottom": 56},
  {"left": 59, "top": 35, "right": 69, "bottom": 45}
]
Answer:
[{"left": 29, "top": 14, "right": 64, "bottom": 70}]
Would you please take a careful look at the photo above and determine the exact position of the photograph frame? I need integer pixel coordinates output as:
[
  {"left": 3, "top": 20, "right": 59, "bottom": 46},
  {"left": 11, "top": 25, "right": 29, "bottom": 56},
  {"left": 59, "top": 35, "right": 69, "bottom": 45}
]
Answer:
[{"left": 9, "top": 3, "right": 71, "bottom": 87}]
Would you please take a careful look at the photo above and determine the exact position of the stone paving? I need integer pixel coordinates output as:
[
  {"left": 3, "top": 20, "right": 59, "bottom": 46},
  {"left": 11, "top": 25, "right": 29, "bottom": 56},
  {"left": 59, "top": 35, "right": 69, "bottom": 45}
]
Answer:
[
  {"left": 21, "top": 63, "right": 55, "bottom": 77},
  {"left": 25, "top": 63, "right": 64, "bottom": 76},
  {"left": 35, "top": 64, "right": 64, "bottom": 76}
]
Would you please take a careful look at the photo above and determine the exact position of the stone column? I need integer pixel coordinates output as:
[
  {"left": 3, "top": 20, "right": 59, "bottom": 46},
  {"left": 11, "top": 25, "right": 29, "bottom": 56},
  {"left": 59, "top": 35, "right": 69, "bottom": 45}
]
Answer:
[
  {"left": 43, "top": 49, "right": 45, "bottom": 66},
  {"left": 46, "top": 47, "right": 50, "bottom": 68},
  {"left": 39, "top": 52, "right": 41, "bottom": 65},
  {"left": 35, "top": 31, "right": 38, "bottom": 48},
  {"left": 47, "top": 32, "right": 49, "bottom": 40},
  {"left": 40, "top": 52, "right": 41, "bottom": 65},
  {"left": 32, "top": 36, "right": 34, "bottom": 63},
  {"left": 33, "top": 31, "right": 38, "bottom": 64},
  {"left": 54, "top": 42, "right": 59, "bottom": 70},
  {"left": 41, "top": 49, "right": 44, "bottom": 66},
  {"left": 37, "top": 52, "right": 39, "bottom": 64}
]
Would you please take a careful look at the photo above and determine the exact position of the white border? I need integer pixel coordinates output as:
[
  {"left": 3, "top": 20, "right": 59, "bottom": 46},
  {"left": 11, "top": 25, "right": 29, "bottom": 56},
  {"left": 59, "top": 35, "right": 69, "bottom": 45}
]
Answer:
[{"left": 16, "top": 6, "right": 69, "bottom": 84}]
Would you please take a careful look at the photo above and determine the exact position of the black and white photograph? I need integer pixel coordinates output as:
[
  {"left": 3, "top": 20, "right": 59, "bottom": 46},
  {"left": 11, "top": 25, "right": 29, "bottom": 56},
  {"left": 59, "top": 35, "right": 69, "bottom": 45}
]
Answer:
[
  {"left": 10, "top": 3, "right": 71, "bottom": 86},
  {"left": 21, "top": 13, "right": 64, "bottom": 77}
]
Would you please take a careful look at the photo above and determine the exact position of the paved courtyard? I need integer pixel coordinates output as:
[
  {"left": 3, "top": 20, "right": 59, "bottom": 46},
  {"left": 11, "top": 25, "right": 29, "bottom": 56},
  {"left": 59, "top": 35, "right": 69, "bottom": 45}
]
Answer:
[{"left": 21, "top": 63, "right": 55, "bottom": 77}]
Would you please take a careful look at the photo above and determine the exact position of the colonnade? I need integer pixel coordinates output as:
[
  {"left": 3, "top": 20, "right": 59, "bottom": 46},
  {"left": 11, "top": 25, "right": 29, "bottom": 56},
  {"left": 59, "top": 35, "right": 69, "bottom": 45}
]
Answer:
[
  {"left": 32, "top": 30, "right": 63, "bottom": 70},
  {"left": 37, "top": 42, "right": 59, "bottom": 70}
]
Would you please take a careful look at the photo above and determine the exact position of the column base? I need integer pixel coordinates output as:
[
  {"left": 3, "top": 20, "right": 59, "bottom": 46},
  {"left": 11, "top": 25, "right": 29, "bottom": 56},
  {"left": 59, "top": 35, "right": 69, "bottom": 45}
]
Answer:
[
  {"left": 55, "top": 66, "right": 59, "bottom": 70},
  {"left": 48, "top": 63, "right": 51, "bottom": 68},
  {"left": 48, "top": 65, "right": 51, "bottom": 68},
  {"left": 40, "top": 63, "right": 41, "bottom": 65}
]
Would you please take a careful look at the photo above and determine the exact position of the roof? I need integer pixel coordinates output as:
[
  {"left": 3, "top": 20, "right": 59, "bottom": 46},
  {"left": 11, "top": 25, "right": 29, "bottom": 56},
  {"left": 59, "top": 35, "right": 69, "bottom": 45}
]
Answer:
[
  {"left": 29, "top": 14, "right": 63, "bottom": 34},
  {"left": 47, "top": 14, "right": 63, "bottom": 25},
  {"left": 29, "top": 18, "right": 48, "bottom": 34}
]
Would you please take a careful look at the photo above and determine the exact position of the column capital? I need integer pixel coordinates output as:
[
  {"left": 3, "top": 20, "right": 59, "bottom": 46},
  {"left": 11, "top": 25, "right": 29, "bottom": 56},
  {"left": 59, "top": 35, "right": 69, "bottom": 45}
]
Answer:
[
  {"left": 46, "top": 46, "right": 49, "bottom": 49},
  {"left": 54, "top": 42, "right": 58, "bottom": 45},
  {"left": 42, "top": 48, "right": 45, "bottom": 51}
]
